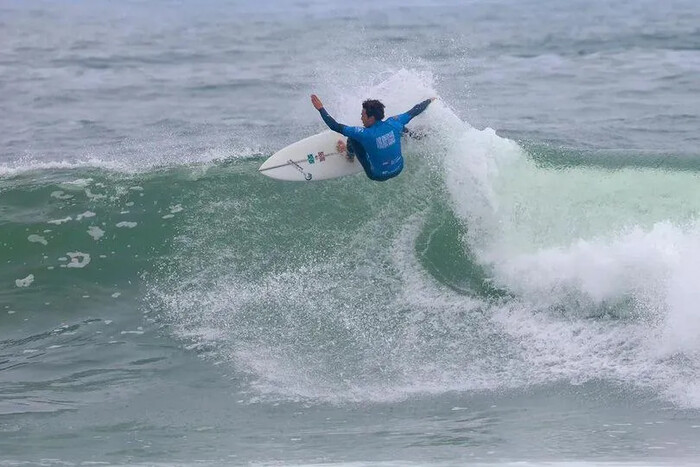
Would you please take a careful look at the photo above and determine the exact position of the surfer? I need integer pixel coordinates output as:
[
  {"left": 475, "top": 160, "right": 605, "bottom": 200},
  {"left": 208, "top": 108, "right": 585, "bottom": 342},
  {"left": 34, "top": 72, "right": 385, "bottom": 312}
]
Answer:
[{"left": 311, "top": 94, "right": 435, "bottom": 181}]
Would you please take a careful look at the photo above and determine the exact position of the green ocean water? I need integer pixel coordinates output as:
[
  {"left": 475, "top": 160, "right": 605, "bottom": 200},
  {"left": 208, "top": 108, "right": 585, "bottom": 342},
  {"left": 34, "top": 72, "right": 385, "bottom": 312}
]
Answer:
[
  {"left": 3, "top": 135, "right": 700, "bottom": 464},
  {"left": 3, "top": 0, "right": 700, "bottom": 464}
]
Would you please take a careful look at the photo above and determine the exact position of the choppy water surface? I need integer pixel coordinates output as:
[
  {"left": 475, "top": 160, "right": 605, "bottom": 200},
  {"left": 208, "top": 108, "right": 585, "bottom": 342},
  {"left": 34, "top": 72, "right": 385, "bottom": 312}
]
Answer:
[{"left": 2, "top": 0, "right": 700, "bottom": 465}]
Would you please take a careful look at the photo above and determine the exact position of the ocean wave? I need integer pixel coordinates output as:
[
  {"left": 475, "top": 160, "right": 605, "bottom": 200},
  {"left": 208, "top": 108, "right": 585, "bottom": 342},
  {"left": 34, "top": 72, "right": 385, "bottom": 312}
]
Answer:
[{"left": 4, "top": 69, "right": 699, "bottom": 408}]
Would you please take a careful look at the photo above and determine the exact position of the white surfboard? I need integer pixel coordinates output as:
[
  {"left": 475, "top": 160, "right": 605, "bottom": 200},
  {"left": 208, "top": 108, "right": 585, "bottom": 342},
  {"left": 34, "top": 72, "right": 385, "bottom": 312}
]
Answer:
[{"left": 259, "top": 130, "right": 363, "bottom": 181}]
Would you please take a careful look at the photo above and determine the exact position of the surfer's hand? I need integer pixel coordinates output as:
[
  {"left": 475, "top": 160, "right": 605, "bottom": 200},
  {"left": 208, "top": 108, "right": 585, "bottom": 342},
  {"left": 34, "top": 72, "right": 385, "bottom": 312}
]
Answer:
[
  {"left": 311, "top": 94, "right": 323, "bottom": 110},
  {"left": 336, "top": 140, "right": 346, "bottom": 154},
  {"left": 337, "top": 140, "right": 354, "bottom": 161},
  {"left": 430, "top": 97, "right": 437, "bottom": 102}
]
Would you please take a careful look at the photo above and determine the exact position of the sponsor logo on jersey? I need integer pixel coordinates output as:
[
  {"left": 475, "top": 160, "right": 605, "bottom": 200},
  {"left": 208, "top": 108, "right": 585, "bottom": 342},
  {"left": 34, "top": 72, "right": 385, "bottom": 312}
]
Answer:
[{"left": 376, "top": 131, "right": 396, "bottom": 149}]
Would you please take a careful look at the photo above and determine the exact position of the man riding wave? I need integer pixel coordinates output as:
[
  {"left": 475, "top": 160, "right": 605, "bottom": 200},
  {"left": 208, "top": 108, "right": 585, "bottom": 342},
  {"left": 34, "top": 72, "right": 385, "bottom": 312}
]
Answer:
[{"left": 311, "top": 94, "right": 435, "bottom": 181}]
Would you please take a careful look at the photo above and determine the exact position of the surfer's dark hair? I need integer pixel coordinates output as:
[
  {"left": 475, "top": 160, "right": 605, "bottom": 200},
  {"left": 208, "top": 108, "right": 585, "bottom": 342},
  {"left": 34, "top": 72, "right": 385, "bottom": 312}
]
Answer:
[{"left": 362, "top": 99, "right": 385, "bottom": 120}]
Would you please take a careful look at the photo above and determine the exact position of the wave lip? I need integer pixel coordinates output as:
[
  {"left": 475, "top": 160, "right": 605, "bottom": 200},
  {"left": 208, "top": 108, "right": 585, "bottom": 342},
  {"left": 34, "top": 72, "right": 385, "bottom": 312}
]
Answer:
[{"left": 0, "top": 144, "right": 264, "bottom": 178}]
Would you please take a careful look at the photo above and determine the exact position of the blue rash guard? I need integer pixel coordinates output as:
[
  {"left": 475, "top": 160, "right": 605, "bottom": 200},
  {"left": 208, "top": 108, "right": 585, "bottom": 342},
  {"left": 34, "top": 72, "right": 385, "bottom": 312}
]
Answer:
[{"left": 318, "top": 99, "right": 432, "bottom": 181}]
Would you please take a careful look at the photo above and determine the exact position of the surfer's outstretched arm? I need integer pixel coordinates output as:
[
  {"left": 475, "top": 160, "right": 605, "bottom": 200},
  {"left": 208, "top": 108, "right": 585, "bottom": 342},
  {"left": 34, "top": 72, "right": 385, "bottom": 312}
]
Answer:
[
  {"left": 395, "top": 97, "right": 436, "bottom": 125},
  {"left": 318, "top": 108, "right": 347, "bottom": 134},
  {"left": 311, "top": 94, "right": 347, "bottom": 134},
  {"left": 311, "top": 94, "right": 367, "bottom": 141},
  {"left": 406, "top": 98, "right": 434, "bottom": 118}
]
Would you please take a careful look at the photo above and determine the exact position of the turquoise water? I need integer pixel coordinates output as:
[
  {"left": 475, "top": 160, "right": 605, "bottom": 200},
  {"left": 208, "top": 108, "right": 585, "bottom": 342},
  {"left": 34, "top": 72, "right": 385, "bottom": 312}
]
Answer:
[{"left": 2, "top": 1, "right": 700, "bottom": 465}]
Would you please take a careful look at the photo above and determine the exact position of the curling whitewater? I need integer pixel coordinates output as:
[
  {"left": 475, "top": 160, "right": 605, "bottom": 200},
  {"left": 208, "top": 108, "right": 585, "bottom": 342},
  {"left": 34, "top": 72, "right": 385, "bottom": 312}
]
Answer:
[
  {"left": 146, "top": 71, "right": 700, "bottom": 407},
  {"left": 444, "top": 114, "right": 700, "bottom": 407}
]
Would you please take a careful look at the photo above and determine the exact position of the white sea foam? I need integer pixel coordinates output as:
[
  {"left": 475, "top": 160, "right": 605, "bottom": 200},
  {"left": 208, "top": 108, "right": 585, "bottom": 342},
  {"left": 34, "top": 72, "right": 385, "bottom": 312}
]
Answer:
[
  {"left": 48, "top": 217, "right": 72, "bottom": 225},
  {"left": 28, "top": 234, "right": 48, "bottom": 245},
  {"left": 87, "top": 226, "right": 105, "bottom": 240},
  {"left": 66, "top": 252, "right": 91, "bottom": 268},
  {"left": 65, "top": 178, "right": 94, "bottom": 188},
  {"left": 85, "top": 188, "right": 107, "bottom": 200},
  {"left": 76, "top": 211, "right": 96, "bottom": 220},
  {"left": 441, "top": 95, "right": 700, "bottom": 407},
  {"left": 50, "top": 190, "right": 73, "bottom": 200},
  {"left": 15, "top": 274, "right": 34, "bottom": 287},
  {"left": 0, "top": 138, "right": 263, "bottom": 179}
]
